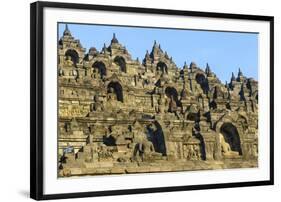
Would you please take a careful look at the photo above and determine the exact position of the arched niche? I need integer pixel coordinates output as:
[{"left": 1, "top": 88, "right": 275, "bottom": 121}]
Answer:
[
  {"left": 65, "top": 49, "right": 79, "bottom": 65},
  {"left": 103, "top": 135, "right": 116, "bottom": 146},
  {"left": 165, "top": 86, "right": 180, "bottom": 106},
  {"left": 156, "top": 62, "right": 168, "bottom": 74},
  {"left": 209, "top": 100, "right": 217, "bottom": 110},
  {"left": 114, "top": 56, "right": 126, "bottom": 73},
  {"left": 146, "top": 121, "right": 167, "bottom": 156},
  {"left": 107, "top": 81, "right": 123, "bottom": 102},
  {"left": 195, "top": 73, "right": 209, "bottom": 94},
  {"left": 92, "top": 61, "right": 106, "bottom": 79},
  {"left": 220, "top": 123, "right": 242, "bottom": 155}
]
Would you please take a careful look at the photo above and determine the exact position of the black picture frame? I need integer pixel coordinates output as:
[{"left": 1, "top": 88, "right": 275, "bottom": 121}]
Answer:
[{"left": 30, "top": 1, "right": 274, "bottom": 200}]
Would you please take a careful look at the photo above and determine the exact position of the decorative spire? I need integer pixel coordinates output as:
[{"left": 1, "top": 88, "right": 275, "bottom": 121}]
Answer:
[
  {"left": 205, "top": 63, "right": 211, "bottom": 75},
  {"left": 111, "top": 33, "right": 119, "bottom": 44},
  {"left": 63, "top": 24, "right": 72, "bottom": 36},
  {"left": 143, "top": 50, "right": 151, "bottom": 64},
  {"left": 154, "top": 40, "right": 157, "bottom": 46},
  {"left": 190, "top": 62, "right": 197, "bottom": 69},
  {"left": 103, "top": 43, "right": 107, "bottom": 54},
  {"left": 145, "top": 50, "right": 150, "bottom": 58},
  {"left": 238, "top": 68, "right": 243, "bottom": 77},
  {"left": 231, "top": 72, "right": 236, "bottom": 81},
  {"left": 239, "top": 83, "right": 246, "bottom": 101},
  {"left": 151, "top": 40, "right": 160, "bottom": 55},
  {"left": 183, "top": 61, "right": 188, "bottom": 69}
]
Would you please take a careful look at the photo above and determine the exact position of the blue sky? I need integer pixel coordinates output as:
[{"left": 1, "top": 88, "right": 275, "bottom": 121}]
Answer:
[{"left": 59, "top": 23, "right": 258, "bottom": 82}]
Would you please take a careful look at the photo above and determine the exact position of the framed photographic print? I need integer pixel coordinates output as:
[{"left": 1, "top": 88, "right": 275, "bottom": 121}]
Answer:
[{"left": 30, "top": 1, "right": 274, "bottom": 200}]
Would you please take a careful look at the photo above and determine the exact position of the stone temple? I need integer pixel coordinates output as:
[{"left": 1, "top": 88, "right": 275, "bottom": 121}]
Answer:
[{"left": 58, "top": 25, "right": 258, "bottom": 177}]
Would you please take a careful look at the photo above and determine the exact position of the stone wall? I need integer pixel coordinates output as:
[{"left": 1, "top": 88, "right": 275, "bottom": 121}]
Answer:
[{"left": 58, "top": 25, "right": 258, "bottom": 177}]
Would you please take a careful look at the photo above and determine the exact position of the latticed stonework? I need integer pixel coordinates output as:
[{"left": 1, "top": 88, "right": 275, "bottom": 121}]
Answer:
[{"left": 58, "top": 25, "right": 258, "bottom": 177}]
